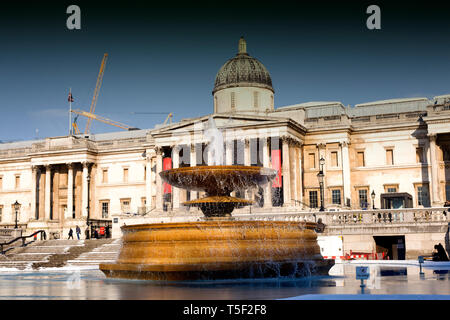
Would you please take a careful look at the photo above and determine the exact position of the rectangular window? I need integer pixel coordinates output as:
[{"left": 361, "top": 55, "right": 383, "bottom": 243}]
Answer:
[
  {"left": 446, "top": 184, "right": 450, "bottom": 201},
  {"left": 101, "top": 201, "right": 109, "bottom": 218},
  {"left": 123, "top": 168, "right": 129, "bottom": 183},
  {"left": 120, "top": 199, "right": 131, "bottom": 213},
  {"left": 0, "top": 206, "right": 2, "bottom": 222},
  {"left": 331, "top": 151, "right": 338, "bottom": 167},
  {"left": 15, "top": 175, "right": 20, "bottom": 189},
  {"left": 417, "top": 185, "right": 430, "bottom": 206},
  {"left": 332, "top": 189, "right": 341, "bottom": 205},
  {"left": 387, "top": 187, "right": 397, "bottom": 193},
  {"left": 416, "top": 147, "right": 424, "bottom": 163},
  {"left": 231, "top": 92, "right": 236, "bottom": 111},
  {"left": 102, "top": 169, "right": 108, "bottom": 183},
  {"left": 386, "top": 149, "right": 394, "bottom": 165},
  {"left": 253, "top": 91, "right": 259, "bottom": 109},
  {"left": 357, "top": 151, "right": 365, "bottom": 167},
  {"left": 358, "top": 189, "right": 368, "bottom": 209},
  {"left": 308, "top": 153, "right": 316, "bottom": 169},
  {"left": 309, "top": 191, "right": 318, "bottom": 208}
]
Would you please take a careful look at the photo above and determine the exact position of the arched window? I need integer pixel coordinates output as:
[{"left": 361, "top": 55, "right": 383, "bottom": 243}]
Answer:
[{"left": 231, "top": 92, "right": 236, "bottom": 111}]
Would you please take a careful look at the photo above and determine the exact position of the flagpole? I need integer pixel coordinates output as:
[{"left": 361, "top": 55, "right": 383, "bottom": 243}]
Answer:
[{"left": 69, "top": 88, "right": 72, "bottom": 136}]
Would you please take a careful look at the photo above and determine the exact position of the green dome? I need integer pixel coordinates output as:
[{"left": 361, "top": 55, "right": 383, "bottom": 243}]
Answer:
[{"left": 213, "top": 37, "right": 274, "bottom": 94}]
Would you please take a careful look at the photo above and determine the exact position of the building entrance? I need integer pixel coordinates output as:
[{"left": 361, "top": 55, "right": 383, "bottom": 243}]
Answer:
[{"left": 374, "top": 235, "right": 406, "bottom": 260}]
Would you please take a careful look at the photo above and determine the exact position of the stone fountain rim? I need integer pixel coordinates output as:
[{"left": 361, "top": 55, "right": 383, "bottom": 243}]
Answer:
[{"left": 121, "top": 220, "right": 317, "bottom": 231}]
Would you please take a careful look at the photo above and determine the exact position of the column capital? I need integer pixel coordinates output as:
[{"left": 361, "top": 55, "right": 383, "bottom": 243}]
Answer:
[
  {"left": 190, "top": 143, "right": 196, "bottom": 152},
  {"left": 316, "top": 142, "right": 326, "bottom": 149},
  {"left": 281, "top": 135, "right": 302, "bottom": 147},
  {"left": 81, "top": 161, "right": 92, "bottom": 168},
  {"left": 155, "top": 146, "right": 163, "bottom": 155},
  {"left": 44, "top": 164, "right": 52, "bottom": 170},
  {"left": 428, "top": 133, "right": 437, "bottom": 142},
  {"left": 339, "top": 140, "right": 350, "bottom": 148},
  {"left": 66, "top": 162, "right": 74, "bottom": 169},
  {"left": 172, "top": 144, "right": 181, "bottom": 153}
]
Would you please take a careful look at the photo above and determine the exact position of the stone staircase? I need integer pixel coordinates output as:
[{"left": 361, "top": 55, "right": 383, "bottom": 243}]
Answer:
[
  {"left": 0, "top": 239, "right": 121, "bottom": 271},
  {"left": 66, "top": 239, "right": 121, "bottom": 268}
]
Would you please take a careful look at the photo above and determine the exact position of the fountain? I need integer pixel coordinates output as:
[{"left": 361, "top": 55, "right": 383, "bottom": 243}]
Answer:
[{"left": 100, "top": 118, "right": 333, "bottom": 280}]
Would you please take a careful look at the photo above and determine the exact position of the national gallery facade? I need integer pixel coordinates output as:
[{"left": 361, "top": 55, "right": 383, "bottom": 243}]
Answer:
[{"left": 1, "top": 37, "right": 449, "bottom": 238}]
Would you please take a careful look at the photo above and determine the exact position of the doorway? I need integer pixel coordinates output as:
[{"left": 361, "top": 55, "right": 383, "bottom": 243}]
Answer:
[{"left": 373, "top": 235, "right": 406, "bottom": 260}]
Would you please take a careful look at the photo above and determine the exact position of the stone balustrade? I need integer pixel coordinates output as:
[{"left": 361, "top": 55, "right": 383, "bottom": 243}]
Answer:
[{"left": 232, "top": 207, "right": 450, "bottom": 228}]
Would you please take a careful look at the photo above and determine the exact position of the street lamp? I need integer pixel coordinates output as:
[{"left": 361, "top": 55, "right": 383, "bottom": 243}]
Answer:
[
  {"left": 371, "top": 190, "right": 376, "bottom": 209},
  {"left": 86, "top": 173, "right": 91, "bottom": 227},
  {"left": 317, "top": 157, "right": 325, "bottom": 211},
  {"left": 13, "top": 200, "right": 20, "bottom": 229}
]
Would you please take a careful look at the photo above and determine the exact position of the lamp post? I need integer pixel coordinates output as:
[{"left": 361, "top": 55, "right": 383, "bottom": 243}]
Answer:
[
  {"left": 317, "top": 157, "right": 325, "bottom": 211},
  {"left": 86, "top": 173, "right": 91, "bottom": 227},
  {"left": 13, "top": 201, "right": 20, "bottom": 229},
  {"left": 371, "top": 190, "right": 376, "bottom": 209}
]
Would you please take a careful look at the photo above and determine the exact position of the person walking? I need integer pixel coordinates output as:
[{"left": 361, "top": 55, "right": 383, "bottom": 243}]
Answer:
[
  {"left": 68, "top": 228, "right": 74, "bottom": 240},
  {"left": 75, "top": 225, "right": 81, "bottom": 240}
]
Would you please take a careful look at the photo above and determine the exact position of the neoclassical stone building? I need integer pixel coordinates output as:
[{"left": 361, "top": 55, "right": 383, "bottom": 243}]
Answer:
[{"left": 0, "top": 37, "right": 449, "bottom": 240}]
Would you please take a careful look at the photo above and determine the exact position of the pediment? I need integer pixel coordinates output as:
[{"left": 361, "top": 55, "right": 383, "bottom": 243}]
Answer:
[{"left": 152, "top": 113, "right": 289, "bottom": 135}]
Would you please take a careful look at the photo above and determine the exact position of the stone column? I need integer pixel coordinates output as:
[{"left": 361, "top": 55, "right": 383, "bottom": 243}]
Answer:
[
  {"left": 291, "top": 143, "right": 298, "bottom": 204},
  {"left": 44, "top": 165, "right": 51, "bottom": 220},
  {"left": 282, "top": 136, "right": 291, "bottom": 207},
  {"left": 155, "top": 147, "right": 164, "bottom": 210},
  {"left": 81, "top": 161, "right": 90, "bottom": 217},
  {"left": 244, "top": 139, "right": 252, "bottom": 200},
  {"left": 341, "top": 141, "right": 351, "bottom": 207},
  {"left": 67, "top": 163, "right": 74, "bottom": 219},
  {"left": 172, "top": 146, "right": 180, "bottom": 209},
  {"left": 262, "top": 137, "right": 272, "bottom": 208},
  {"left": 429, "top": 134, "right": 440, "bottom": 204},
  {"left": 226, "top": 140, "right": 234, "bottom": 165},
  {"left": 189, "top": 143, "right": 197, "bottom": 201},
  {"left": 297, "top": 144, "right": 303, "bottom": 207},
  {"left": 31, "top": 166, "right": 38, "bottom": 220},
  {"left": 145, "top": 154, "right": 153, "bottom": 211}
]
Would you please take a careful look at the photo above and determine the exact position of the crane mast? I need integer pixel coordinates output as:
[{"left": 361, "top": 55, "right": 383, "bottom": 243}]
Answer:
[{"left": 84, "top": 53, "right": 108, "bottom": 135}]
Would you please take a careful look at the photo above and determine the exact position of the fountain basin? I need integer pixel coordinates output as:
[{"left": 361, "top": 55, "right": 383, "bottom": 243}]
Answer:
[
  {"left": 100, "top": 220, "right": 334, "bottom": 280},
  {"left": 159, "top": 165, "right": 276, "bottom": 195}
]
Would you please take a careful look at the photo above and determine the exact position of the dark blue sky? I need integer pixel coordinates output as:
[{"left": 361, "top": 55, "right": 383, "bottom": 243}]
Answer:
[{"left": 1, "top": 1, "right": 450, "bottom": 141}]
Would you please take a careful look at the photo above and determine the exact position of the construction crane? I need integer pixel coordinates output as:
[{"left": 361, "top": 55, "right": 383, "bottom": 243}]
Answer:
[
  {"left": 84, "top": 53, "right": 108, "bottom": 135},
  {"left": 131, "top": 112, "right": 173, "bottom": 125},
  {"left": 72, "top": 109, "right": 139, "bottom": 132}
]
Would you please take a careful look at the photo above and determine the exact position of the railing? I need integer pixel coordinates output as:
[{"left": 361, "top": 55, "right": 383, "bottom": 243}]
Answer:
[
  {"left": 0, "top": 230, "right": 46, "bottom": 255},
  {"left": 232, "top": 207, "right": 450, "bottom": 227}
]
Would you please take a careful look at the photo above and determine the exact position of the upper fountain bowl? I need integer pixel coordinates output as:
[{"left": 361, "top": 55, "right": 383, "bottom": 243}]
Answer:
[{"left": 159, "top": 165, "right": 277, "bottom": 196}]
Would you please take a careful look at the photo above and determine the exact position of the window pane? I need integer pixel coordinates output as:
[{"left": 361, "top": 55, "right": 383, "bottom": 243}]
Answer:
[
  {"left": 332, "top": 190, "right": 341, "bottom": 205},
  {"left": 309, "top": 191, "right": 318, "bottom": 208},
  {"left": 359, "top": 189, "right": 368, "bottom": 208}
]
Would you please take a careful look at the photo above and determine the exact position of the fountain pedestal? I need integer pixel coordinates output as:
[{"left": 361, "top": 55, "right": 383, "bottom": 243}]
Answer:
[
  {"left": 100, "top": 165, "right": 334, "bottom": 280},
  {"left": 100, "top": 220, "right": 333, "bottom": 280}
]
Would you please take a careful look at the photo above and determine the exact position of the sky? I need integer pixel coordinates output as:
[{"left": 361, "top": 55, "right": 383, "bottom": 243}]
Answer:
[{"left": 1, "top": 1, "right": 450, "bottom": 142}]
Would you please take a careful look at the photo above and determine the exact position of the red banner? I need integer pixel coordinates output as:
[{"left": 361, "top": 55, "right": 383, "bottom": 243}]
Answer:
[
  {"left": 271, "top": 149, "right": 282, "bottom": 188},
  {"left": 163, "top": 157, "right": 172, "bottom": 194}
]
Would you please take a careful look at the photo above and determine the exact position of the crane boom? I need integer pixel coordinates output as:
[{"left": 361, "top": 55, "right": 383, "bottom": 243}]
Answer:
[
  {"left": 72, "top": 109, "right": 138, "bottom": 131},
  {"left": 84, "top": 53, "right": 108, "bottom": 135}
]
